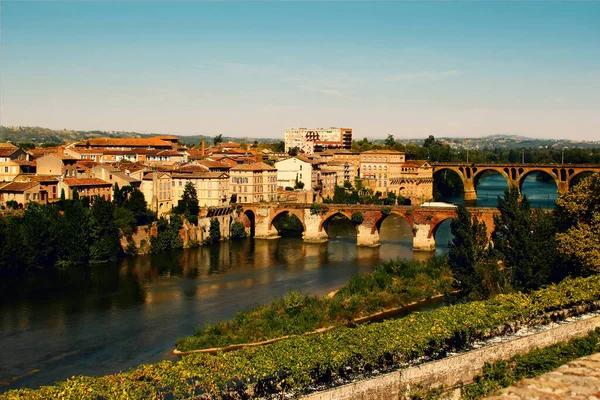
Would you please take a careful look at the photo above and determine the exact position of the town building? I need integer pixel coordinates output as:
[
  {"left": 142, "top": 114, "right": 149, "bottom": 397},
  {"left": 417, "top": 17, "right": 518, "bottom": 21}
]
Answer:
[
  {"left": 0, "top": 143, "right": 32, "bottom": 182},
  {"left": 274, "top": 157, "right": 312, "bottom": 190},
  {"left": 14, "top": 174, "right": 60, "bottom": 202},
  {"left": 59, "top": 178, "right": 113, "bottom": 201},
  {"left": 0, "top": 181, "right": 46, "bottom": 207},
  {"left": 171, "top": 172, "right": 230, "bottom": 208},
  {"left": 229, "top": 162, "right": 278, "bottom": 203},
  {"left": 35, "top": 154, "right": 80, "bottom": 177},
  {"left": 141, "top": 172, "right": 173, "bottom": 217},
  {"left": 359, "top": 150, "right": 433, "bottom": 204},
  {"left": 284, "top": 127, "right": 352, "bottom": 155},
  {"left": 90, "top": 164, "right": 142, "bottom": 190}
]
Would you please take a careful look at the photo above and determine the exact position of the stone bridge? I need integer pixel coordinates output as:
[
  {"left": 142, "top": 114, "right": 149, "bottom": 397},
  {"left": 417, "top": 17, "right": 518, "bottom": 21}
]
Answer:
[
  {"left": 432, "top": 163, "right": 600, "bottom": 201},
  {"left": 238, "top": 203, "right": 498, "bottom": 251}
]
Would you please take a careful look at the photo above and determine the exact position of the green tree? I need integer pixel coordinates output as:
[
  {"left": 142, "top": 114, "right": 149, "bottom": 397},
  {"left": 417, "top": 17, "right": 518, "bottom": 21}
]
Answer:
[
  {"left": 213, "top": 134, "right": 223, "bottom": 145},
  {"left": 175, "top": 182, "right": 200, "bottom": 224},
  {"left": 206, "top": 218, "right": 221, "bottom": 244},
  {"left": 555, "top": 173, "right": 600, "bottom": 275},
  {"left": 492, "top": 188, "right": 560, "bottom": 290},
  {"left": 123, "top": 189, "right": 153, "bottom": 226},
  {"left": 113, "top": 206, "right": 136, "bottom": 235},
  {"left": 448, "top": 204, "right": 490, "bottom": 296},
  {"left": 231, "top": 221, "right": 247, "bottom": 239},
  {"left": 89, "top": 197, "right": 121, "bottom": 263},
  {"left": 384, "top": 134, "right": 396, "bottom": 148},
  {"left": 288, "top": 146, "right": 300, "bottom": 156}
]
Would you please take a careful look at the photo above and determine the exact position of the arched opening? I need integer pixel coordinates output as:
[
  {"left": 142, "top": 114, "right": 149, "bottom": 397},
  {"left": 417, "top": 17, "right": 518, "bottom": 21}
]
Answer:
[
  {"left": 269, "top": 211, "right": 305, "bottom": 238},
  {"left": 569, "top": 171, "right": 595, "bottom": 189},
  {"left": 375, "top": 213, "right": 413, "bottom": 251},
  {"left": 519, "top": 170, "right": 558, "bottom": 209},
  {"left": 433, "top": 168, "right": 464, "bottom": 204},
  {"left": 242, "top": 210, "right": 255, "bottom": 237},
  {"left": 321, "top": 212, "right": 356, "bottom": 243},
  {"left": 473, "top": 169, "right": 509, "bottom": 207},
  {"left": 432, "top": 218, "right": 454, "bottom": 256}
]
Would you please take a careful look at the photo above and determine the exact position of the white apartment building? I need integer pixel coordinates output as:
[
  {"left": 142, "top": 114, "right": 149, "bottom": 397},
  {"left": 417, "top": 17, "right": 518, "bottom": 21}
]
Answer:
[
  {"left": 284, "top": 127, "right": 352, "bottom": 155},
  {"left": 274, "top": 157, "right": 312, "bottom": 189}
]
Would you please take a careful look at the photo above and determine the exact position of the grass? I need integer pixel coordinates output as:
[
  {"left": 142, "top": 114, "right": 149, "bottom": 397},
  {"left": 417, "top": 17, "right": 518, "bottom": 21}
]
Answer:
[{"left": 176, "top": 257, "right": 453, "bottom": 351}]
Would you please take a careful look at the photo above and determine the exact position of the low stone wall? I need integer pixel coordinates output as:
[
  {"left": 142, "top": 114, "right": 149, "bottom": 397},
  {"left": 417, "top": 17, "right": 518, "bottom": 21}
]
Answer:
[{"left": 302, "top": 315, "right": 600, "bottom": 400}]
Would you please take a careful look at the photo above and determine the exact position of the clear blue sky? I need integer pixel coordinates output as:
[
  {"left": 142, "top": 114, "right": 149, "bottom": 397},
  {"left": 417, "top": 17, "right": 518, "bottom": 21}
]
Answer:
[{"left": 1, "top": 1, "right": 599, "bottom": 140}]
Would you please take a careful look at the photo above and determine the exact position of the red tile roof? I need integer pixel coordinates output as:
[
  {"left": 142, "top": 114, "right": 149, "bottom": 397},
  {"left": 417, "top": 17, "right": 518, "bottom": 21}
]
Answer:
[
  {"left": 230, "top": 162, "right": 277, "bottom": 171},
  {"left": 0, "top": 182, "right": 40, "bottom": 192},
  {"left": 75, "top": 137, "right": 174, "bottom": 148},
  {"left": 196, "top": 160, "right": 231, "bottom": 169},
  {"left": 63, "top": 178, "right": 112, "bottom": 187}
]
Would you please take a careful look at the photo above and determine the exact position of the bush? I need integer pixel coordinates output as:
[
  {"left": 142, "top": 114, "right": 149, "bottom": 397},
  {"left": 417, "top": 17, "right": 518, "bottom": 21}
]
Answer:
[
  {"left": 231, "top": 221, "right": 247, "bottom": 239},
  {"left": 351, "top": 211, "right": 364, "bottom": 225}
]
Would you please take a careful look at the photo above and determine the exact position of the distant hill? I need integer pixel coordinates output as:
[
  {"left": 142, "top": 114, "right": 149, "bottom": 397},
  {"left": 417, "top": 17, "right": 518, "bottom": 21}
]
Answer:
[
  {"left": 1, "top": 126, "right": 597, "bottom": 150},
  {"left": 0, "top": 126, "right": 281, "bottom": 147}
]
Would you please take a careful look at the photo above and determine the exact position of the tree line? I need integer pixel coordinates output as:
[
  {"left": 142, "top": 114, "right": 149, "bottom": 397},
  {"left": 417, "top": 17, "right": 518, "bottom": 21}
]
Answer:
[{"left": 448, "top": 173, "right": 600, "bottom": 299}]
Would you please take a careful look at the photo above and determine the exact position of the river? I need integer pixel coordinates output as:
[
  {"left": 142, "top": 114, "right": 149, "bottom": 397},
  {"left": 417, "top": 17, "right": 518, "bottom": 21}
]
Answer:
[{"left": 0, "top": 175, "right": 558, "bottom": 392}]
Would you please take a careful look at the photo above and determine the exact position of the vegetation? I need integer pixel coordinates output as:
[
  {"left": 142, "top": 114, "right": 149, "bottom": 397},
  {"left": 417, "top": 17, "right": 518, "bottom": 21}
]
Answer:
[
  {"left": 351, "top": 211, "right": 364, "bottom": 225},
  {"left": 6, "top": 275, "right": 600, "bottom": 399},
  {"left": 555, "top": 173, "right": 600, "bottom": 275},
  {"left": 150, "top": 216, "right": 184, "bottom": 253},
  {"left": 271, "top": 212, "right": 304, "bottom": 236},
  {"left": 403, "top": 328, "right": 600, "bottom": 400},
  {"left": 448, "top": 204, "right": 501, "bottom": 299},
  {"left": 204, "top": 218, "right": 221, "bottom": 244},
  {"left": 176, "top": 257, "right": 453, "bottom": 351},
  {"left": 0, "top": 197, "right": 132, "bottom": 288},
  {"left": 230, "top": 221, "right": 247, "bottom": 239},
  {"left": 172, "top": 182, "right": 199, "bottom": 225}
]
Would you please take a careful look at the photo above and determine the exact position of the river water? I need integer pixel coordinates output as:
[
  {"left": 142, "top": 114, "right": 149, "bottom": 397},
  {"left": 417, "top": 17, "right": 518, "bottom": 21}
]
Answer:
[{"left": 0, "top": 174, "right": 558, "bottom": 392}]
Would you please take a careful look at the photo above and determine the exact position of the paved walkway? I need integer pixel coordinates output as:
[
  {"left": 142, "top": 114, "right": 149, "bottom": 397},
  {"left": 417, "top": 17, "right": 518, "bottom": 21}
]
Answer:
[{"left": 485, "top": 352, "right": 600, "bottom": 399}]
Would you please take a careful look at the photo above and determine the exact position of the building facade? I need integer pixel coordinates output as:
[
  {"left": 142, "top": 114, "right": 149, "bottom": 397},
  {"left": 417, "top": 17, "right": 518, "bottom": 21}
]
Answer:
[
  {"left": 284, "top": 127, "right": 352, "bottom": 155},
  {"left": 230, "top": 162, "right": 277, "bottom": 203},
  {"left": 171, "top": 172, "right": 230, "bottom": 208},
  {"left": 274, "top": 157, "right": 312, "bottom": 190}
]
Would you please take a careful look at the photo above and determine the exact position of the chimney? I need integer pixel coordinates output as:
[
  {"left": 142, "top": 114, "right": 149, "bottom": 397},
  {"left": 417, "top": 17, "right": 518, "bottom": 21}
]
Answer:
[{"left": 201, "top": 138, "right": 205, "bottom": 157}]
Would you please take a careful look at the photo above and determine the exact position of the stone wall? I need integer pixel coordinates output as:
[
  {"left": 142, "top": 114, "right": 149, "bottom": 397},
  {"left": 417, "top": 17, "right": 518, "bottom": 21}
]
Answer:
[
  {"left": 302, "top": 315, "right": 600, "bottom": 400},
  {"left": 119, "top": 213, "right": 233, "bottom": 254}
]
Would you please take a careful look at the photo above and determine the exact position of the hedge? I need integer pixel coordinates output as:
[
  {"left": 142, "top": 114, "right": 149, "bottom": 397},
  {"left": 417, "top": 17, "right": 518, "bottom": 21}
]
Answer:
[{"left": 5, "top": 275, "right": 600, "bottom": 399}]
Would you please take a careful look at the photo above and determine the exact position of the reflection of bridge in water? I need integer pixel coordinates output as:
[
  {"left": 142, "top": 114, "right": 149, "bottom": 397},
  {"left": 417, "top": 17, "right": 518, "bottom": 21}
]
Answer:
[
  {"left": 432, "top": 163, "right": 600, "bottom": 201},
  {"left": 239, "top": 203, "right": 498, "bottom": 251}
]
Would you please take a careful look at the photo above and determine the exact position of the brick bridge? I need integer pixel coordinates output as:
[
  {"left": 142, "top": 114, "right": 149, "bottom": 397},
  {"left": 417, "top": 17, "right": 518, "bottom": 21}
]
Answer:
[
  {"left": 238, "top": 203, "right": 498, "bottom": 251},
  {"left": 432, "top": 163, "right": 600, "bottom": 201}
]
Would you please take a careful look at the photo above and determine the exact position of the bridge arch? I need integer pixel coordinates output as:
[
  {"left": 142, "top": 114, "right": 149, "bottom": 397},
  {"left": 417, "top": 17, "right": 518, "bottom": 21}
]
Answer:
[
  {"left": 374, "top": 212, "right": 413, "bottom": 245},
  {"left": 433, "top": 168, "right": 465, "bottom": 200},
  {"left": 318, "top": 211, "right": 356, "bottom": 234},
  {"left": 268, "top": 209, "right": 306, "bottom": 234},
  {"left": 568, "top": 170, "right": 596, "bottom": 189},
  {"left": 242, "top": 209, "right": 255, "bottom": 237},
  {"left": 517, "top": 169, "right": 559, "bottom": 193}
]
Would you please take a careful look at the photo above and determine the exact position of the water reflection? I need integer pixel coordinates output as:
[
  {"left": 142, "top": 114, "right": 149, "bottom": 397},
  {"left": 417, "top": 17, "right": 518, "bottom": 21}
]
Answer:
[{"left": 1, "top": 217, "right": 440, "bottom": 392}]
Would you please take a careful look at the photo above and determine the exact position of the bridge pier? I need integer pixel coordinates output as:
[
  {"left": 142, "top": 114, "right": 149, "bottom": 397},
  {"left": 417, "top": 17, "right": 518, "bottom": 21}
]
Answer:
[
  {"left": 302, "top": 209, "right": 328, "bottom": 243},
  {"left": 356, "top": 224, "right": 381, "bottom": 247},
  {"left": 254, "top": 216, "right": 280, "bottom": 240},
  {"left": 464, "top": 179, "right": 477, "bottom": 201},
  {"left": 412, "top": 223, "right": 436, "bottom": 252}
]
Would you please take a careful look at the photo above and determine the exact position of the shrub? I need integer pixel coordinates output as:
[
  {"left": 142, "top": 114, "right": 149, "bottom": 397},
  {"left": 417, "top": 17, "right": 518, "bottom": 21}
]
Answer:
[
  {"left": 231, "top": 221, "right": 247, "bottom": 239},
  {"left": 351, "top": 211, "right": 364, "bottom": 225}
]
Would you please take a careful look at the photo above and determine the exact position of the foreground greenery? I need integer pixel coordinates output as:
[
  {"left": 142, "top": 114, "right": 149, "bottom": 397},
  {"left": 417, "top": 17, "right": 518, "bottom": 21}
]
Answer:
[
  {"left": 4, "top": 275, "right": 600, "bottom": 399},
  {"left": 176, "top": 257, "right": 453, "bottom": 351},
  {"left": 403, "top": 328, "right": 600, "bottom": 400}
]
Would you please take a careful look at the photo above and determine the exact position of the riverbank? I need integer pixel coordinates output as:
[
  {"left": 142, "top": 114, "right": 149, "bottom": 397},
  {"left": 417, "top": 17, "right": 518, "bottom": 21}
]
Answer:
[
  {"left": 5, "top": 275, "right": 600, "bottom": 399},
  {"left": 175, "top": 257, "right": 453, "bottom": 352}
]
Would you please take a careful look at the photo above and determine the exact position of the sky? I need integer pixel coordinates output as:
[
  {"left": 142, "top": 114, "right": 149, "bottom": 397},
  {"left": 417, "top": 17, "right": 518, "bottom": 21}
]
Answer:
[{"left": 1, "top": 1, "right": 599, "bottom": 140}]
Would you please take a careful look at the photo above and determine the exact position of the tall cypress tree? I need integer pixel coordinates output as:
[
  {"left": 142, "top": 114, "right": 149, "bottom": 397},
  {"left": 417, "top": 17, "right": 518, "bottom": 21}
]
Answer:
[{"left": 448, "top": 204, "right": 489, "bottom": 295}]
